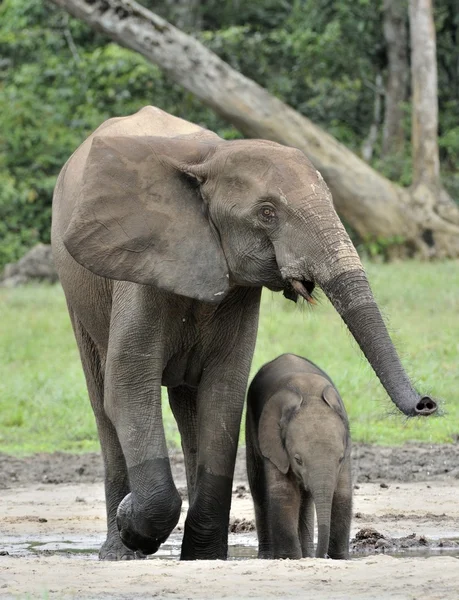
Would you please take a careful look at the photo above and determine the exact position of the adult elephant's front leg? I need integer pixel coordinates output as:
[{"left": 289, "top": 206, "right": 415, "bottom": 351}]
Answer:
[{"left": 105, "top": 286, "right": 182, "bottom": 555}]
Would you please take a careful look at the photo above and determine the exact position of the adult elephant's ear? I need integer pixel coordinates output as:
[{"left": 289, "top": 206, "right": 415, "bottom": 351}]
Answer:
[{"left": 63, "top": 135, "right": 230, "bottom": 303}]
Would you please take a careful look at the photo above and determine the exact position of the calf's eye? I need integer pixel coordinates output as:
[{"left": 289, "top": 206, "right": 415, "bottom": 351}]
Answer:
[{"left": 294, "top": 454, "right": 303, "bottom": 466}]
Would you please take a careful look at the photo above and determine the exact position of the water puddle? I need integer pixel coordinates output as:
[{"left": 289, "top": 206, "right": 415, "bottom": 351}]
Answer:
[
  {"left": 2, "top": 533, "right": 458, "bottom": 560},
  {"left": 1, "top": 532, "right": 259, "bottom": 560}
]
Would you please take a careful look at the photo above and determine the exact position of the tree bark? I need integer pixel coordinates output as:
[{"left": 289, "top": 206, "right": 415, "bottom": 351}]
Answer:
[
  {"left": 406, "top": 0, "right": 459, "bottom": 258},
  {"left": 382, "top": 0, "right": 409, "bottom": 157},
  {"left": 361, "top": 73, "right": 383, "bottom": 162},
  {"left": 409, "top": 0, "right": 440, "bottom": 188},
  {"left": 49, "top": 0, "right": 459, "bottom": 258}
]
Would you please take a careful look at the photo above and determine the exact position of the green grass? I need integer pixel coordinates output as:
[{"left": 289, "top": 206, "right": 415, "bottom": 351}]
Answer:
[{"left": 1, "top": 261, "right": 458, "bottom": 455}]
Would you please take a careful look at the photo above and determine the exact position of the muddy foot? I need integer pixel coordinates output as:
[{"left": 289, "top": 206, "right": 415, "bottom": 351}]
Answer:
[
  {"left": 99, "top": 536, "right": 146, "bottom": 561},
  {"left": 116, "top": 492, "right": 180, "bottom": 555}
]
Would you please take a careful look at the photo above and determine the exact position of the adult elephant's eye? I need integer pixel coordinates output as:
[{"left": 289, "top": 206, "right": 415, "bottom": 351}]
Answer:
[
  {"left": 259, "top": 205, "right": 277, "bottom": 223},
  {"left": 294, "top": 454, "right": 303, "bottom": 466}
]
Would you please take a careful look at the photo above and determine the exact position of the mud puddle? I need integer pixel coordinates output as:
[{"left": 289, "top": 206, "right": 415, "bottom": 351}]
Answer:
[
  {"left": 2, "top": 532, "right": 259, "bottom": 560},
  {"left": 350, "top": 527, "right": 459, "bottom": 558},
  {"left": 3, "top": 530, "right": 459, "bottom": 561}
]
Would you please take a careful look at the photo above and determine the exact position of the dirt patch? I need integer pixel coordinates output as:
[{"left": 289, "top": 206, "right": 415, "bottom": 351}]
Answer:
[
  {"left": 229, "top": 518, "right": 256, "bottom": 533},
  {"left": 1, "top": 442, "right": 459, "bottom": 490},
  {"left": 352, "top": 443, "right": 459, "bottom": 482}
]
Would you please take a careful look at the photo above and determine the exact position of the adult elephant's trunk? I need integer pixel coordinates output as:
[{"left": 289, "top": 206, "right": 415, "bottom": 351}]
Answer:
[
  {"left": 319, "top": 269, "right": 436, "bottom": 417},
  {"left": 278, "top": 197, "right": 437, "bottom": 417}
]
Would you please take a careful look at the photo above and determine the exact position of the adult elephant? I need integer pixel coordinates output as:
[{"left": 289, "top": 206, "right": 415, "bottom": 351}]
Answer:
[{"left": 51, "top": 106, "right": 436, "bottom": 561}]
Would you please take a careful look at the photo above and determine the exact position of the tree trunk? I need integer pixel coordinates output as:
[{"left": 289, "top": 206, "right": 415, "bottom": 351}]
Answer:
[
  {"left": 382, "top": 0, "right": 409, "bottom": 157},
  {"left": 407, "top": 0, "right": 459, "bottom": 258},
  {"left": 49, "top": 0, "right": 459, "bottom": 259},
  {"left": 409, "top": 0, "right": 440, "bottom": 188}
]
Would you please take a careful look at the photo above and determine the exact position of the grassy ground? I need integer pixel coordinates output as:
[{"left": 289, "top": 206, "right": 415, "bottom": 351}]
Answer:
[{"left": 0, "top": 261, "right": 458, "bottom": 455}]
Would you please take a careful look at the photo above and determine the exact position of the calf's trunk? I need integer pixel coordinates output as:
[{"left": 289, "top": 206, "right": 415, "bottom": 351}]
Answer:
[{"left": 312, "top": 485, "right": 333, "bottom": 559}]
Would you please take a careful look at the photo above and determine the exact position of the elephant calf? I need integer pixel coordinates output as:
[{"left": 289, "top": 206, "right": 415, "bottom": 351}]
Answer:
[{"left": 246, "top": 353, "right": 352, "bottom": 559}]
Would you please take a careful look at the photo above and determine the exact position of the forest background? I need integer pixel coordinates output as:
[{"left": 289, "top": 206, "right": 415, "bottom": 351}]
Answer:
[{"left": 1, "top": 0, "right": 458, "bottom": 268}]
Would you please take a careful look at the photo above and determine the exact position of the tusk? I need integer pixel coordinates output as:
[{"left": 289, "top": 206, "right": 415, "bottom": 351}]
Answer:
[{"left": 291, "top": 280, "right": 317, "bottom": 304}]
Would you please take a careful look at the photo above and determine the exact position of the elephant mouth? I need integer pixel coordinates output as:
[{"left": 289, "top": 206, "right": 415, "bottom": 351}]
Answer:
[{"left": 283, "top": 279, "right": 316, "bottom": 304}]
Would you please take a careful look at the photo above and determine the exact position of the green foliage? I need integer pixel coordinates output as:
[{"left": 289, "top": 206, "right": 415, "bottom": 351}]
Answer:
[
  {"left": 200, "top": 0, "right": 384, "bottom": 148},
  {"left": 439, "top": 125, "right": 459, "bottom": 197},
  {"left": 0, "top": 261, "right": 458, "bottom": 455},
  {"left": 0, "top": 0, "right": 458, "bottom": 269},
  {"left": 357, "top": 234, "right": 407, "bottom": 261},
  {"left": 200, "top": 0, "right": 293, "bottom": 31}
]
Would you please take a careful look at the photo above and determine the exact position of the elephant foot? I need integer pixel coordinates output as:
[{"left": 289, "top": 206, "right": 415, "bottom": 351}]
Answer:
[
  {"left": 327, "top": 550, "right": 349, "bottom": 560},
  {"left": 116, "top": 490, "right": 182, "bottom": 555},
  {"left": 180, "top": 470, "right": 233, "bottom": 560},
  {"left": 180, "top": 519, "right": 228, "bottom": 560},
  {"left": 99, "top": 534, "right": 146, "bottom": 561},
  {"left": 272, "top": 549, "right": 303, "bottom": 560}
]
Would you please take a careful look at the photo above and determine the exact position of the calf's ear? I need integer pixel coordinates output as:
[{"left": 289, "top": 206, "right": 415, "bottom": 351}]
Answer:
[
  {"left": 322, "top": 385, "right": 348, "bottom": 424},
  {"left": 259, "top": 390, "right": 301, "bottom": 474}
]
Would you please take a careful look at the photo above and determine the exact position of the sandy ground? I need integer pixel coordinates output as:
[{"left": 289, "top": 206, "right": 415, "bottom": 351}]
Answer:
[{"left": 1, "top": 445, "right": 459, "bottom": 599}]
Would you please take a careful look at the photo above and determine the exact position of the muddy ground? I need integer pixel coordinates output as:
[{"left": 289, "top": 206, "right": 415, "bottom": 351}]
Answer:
[{"left": 1, "top": 443, "right": 459, "bottom": 599}]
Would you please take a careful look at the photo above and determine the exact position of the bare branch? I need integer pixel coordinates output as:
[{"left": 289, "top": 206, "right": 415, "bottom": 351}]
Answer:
[
  {"left": 362, "top": 73, "right": 384, "bottom": 162},
  {"left": 63, "top": 14, "right": 81, "bottom": 63}
]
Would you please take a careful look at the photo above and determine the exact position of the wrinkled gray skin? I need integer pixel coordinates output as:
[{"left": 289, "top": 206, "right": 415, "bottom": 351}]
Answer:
[
  {"left": 51, "top": 106, "right": 436, "bottom": 561},
  {"left": 246, "top": 354, "right": 352, "bottom": 559}
]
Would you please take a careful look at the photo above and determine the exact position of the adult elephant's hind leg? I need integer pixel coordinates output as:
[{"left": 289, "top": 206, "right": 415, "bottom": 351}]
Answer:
[
  {"left": 180, "top": 369, "right": 245, "bottom": 561},
  {"left": 168, "top": 385, "right": 198, "bottom": 503},
  {"left": 180, "top": 288, "right": 262, "bottom": 560},
  {"left": 69, "top": 311, "right": 139, "bottom": 560}
]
